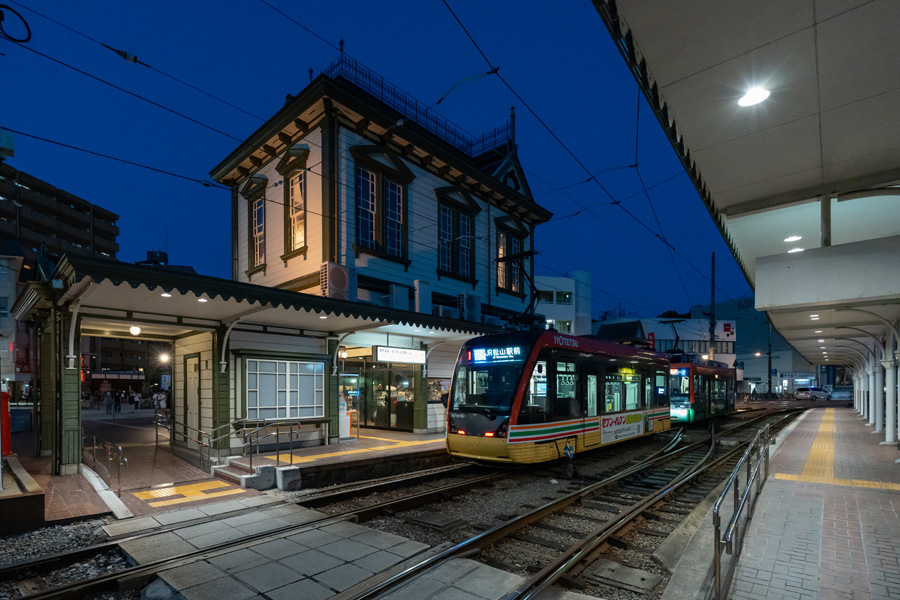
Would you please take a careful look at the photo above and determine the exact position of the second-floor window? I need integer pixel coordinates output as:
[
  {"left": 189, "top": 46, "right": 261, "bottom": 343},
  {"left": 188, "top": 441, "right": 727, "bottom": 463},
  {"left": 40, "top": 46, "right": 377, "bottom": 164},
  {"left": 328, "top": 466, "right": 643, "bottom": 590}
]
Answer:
[
  {"left": 556, "top": 291, "right": 572, "bottom": 305},
  {"left": 438, "top": 205, "right": 474, "bottom": 279},
  {"left": 355, "top": 166, "right": 405, "bottom": 258},
  {"left": 497, "top": 231, "right": 523, "bottom": 293},
  {"left": 288, "top": 171, "right": 305, "bottom": 251},
  {"left": 252, "top": 197, "right": 265, "bottom": 267}
]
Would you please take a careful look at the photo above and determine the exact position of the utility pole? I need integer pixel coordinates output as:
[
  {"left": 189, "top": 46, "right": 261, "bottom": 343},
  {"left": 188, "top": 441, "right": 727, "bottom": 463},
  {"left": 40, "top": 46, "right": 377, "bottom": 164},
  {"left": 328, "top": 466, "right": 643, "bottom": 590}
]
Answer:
[{"left": 708, "top": 252, "right": 716, "bottom": 361}]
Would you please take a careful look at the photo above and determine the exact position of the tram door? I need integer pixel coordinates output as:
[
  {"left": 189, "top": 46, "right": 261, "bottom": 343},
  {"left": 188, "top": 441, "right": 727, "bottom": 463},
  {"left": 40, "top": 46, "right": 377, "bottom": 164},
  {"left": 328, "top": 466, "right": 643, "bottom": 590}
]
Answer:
[
  {"left": 583, "top": 363, "right": 600, "bottom": 432},
  {"left": 186, "top": 356, "right": 200, "bottom": 449}
]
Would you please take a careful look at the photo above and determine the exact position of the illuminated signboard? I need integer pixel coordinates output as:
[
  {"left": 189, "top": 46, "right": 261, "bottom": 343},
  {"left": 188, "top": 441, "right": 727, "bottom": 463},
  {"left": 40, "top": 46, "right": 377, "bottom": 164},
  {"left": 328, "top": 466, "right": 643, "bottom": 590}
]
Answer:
[
  {"left": 469, "top": 346, "right": 524, "bottom": 364},
  {"left": 374, "top": 346, "right": 426, "bottom": 364},
  {"left": 669, "top": 368, "right": 689, "bottom": 377}
]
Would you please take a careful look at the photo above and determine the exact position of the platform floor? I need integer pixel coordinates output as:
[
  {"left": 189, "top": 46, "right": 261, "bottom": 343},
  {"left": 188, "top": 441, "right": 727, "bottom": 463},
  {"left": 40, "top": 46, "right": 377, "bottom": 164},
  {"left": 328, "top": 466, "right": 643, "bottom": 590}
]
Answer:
[{"left": 728, "top": 407, "right": 900, "bottom": 600}]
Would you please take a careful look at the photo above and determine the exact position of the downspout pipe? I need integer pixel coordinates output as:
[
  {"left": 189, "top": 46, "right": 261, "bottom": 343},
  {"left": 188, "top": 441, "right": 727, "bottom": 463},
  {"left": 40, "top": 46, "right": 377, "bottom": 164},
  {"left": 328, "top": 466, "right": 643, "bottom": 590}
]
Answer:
[
  {"left": 424, "top": 342, "right": 447, "bottom": 379},
  {"left": 332, "top": 331, "right": 356, "bottom": 375},
  {"left": 219, "top": 319, "right": 243, "bottom": 373},
  {"left": 65, "top": 300, "right": 82, "bottom": 370}
]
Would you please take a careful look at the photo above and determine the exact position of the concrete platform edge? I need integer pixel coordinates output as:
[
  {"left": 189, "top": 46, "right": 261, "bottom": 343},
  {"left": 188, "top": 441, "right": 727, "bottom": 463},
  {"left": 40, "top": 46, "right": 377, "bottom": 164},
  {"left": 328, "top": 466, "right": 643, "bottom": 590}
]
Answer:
[{"left": 81, "top": 464, "right": 134, "bottom": 519}]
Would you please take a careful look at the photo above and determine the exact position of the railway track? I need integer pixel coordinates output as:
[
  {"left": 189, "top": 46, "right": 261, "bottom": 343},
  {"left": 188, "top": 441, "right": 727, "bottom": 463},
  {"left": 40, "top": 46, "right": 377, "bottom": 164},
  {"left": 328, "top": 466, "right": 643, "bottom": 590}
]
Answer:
[
  {"left": 2, "top": 408, "right": 798, "bottom": 599},
  {"left": 341, "top": 408, "right": 802, "bottom": 600}
]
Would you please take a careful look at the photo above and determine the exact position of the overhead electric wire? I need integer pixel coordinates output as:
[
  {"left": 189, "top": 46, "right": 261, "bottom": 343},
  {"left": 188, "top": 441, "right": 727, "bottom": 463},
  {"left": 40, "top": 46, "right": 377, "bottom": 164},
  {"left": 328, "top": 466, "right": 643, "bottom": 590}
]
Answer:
[
  {"left": 7, "top": 5, "right": 744, "bottom": 315},
  {"left": 5, "top": 1, "right": 267, "bottom": 122}
]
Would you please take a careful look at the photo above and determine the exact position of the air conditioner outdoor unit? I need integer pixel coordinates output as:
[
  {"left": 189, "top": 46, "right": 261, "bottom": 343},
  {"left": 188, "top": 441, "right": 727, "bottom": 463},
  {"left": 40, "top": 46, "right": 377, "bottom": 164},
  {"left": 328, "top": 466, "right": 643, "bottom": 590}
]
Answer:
[
  {"left": 458, "top": 292, "right": 481, "bottom": 322},
  {"left": 438, "top": 306, "right": 459, "bottom": 319},
  {"left": 320, "top": 262, "right": 357, "bottom": 301}
]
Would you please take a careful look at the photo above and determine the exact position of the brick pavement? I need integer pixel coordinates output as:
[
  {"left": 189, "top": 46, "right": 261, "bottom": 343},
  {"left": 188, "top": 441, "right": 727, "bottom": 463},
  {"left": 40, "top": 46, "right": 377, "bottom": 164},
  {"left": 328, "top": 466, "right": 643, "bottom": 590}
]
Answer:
[{"left": 729, "top": 407, "right": 900, "bottom": 600}]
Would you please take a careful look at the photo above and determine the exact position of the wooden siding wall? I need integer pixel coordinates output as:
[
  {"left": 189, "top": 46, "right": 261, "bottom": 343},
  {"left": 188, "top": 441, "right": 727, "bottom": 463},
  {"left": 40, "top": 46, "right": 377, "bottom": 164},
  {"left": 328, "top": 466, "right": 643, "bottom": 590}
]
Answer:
[
  {"left": 174, "top": 333, "right": 215, "bottom": 435},
  {"left": 236, "top": 129, "right": 324, "bottom": 286}
]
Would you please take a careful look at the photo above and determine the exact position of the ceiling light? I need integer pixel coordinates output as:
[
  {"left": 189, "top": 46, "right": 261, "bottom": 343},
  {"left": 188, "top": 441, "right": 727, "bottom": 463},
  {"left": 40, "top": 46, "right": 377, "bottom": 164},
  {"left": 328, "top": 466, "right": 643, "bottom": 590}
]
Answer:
[
  {"left": 319, "top": 315, "right": 327, "bottom": 319},
  {"left": 161, "top": 293, "right": 172, "bottom": 298},
  {"left": 815, "top": 330, "right": 822, "bottom": 333},
  {"left": 738, "top": 87, "right": 771, "bottom": 107},
  {"left": 818, "top": 339, "right": 824, "bottom": 343},
  {"left": 788, "top": 248, "right": 804, "bottom": 253},
  {"left": 810, "top": 317, "right": 820, "bottom": 321},
  {"left": 820, "top": 346, "right": 826, "bottom": 349},
  {"left": 198, "top": 298, "right": 208, "bottom": 303},
  {"left": 129, "top": 326, "right": 141, "bottom": 336},
  {"left": 810, "top": 314, "right": 819, "bottom": 318},
  {"left": 784, "top": 236, "right": 802, "bottom": 242}
]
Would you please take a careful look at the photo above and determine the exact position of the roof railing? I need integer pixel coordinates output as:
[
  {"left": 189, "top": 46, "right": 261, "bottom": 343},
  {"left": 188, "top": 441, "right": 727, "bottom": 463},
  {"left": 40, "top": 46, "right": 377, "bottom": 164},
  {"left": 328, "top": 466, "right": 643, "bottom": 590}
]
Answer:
[{"left": 323, "top": 54, "right": 510, "bottom": 157}]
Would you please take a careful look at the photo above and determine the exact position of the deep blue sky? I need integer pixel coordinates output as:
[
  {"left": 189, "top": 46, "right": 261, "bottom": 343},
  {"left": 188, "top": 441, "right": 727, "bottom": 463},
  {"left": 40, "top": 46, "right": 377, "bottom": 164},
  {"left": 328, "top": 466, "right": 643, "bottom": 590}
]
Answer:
[{"left": 2, "top": 1, "right": 752, "bottom": 318}]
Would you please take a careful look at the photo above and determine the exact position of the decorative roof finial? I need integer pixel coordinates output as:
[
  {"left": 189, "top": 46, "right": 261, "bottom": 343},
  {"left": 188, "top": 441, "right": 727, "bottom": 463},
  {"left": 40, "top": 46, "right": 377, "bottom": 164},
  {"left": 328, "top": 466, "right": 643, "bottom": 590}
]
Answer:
[
  {"left": 509, "top": 106, "right": 516, "bottom": 148},
  {"left": 339, "top": 39, "right": 344, "bottom": 54}
]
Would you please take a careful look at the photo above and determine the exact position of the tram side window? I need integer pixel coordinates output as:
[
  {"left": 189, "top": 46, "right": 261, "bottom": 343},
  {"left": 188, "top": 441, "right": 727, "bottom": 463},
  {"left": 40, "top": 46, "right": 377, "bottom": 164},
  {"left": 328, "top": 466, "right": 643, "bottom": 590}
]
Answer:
[
  {"left": 694, "top": 374, "right": 708, "bottom": 405},
  {"left": 587, "top": 374, "right": 598, "bottom": 417},
  {"left": 552, "top": 361, "right": 580, "bottom": 420},
  {"left": 519, "top": 361, "right": 549, "bottom": 424},
  {"left": 452, "top": 367, "right": 467, "bottom": 407},
  {"left": 605, "top": 374, "right": 623, "bottom": 412},
  {"left": 644, "top": 375, "right": 652, "bottom": 408},
  {"left": 624, "top": 374, "right": 641, "bottom": 410},
  {"left": 655, "top": 371, "right": 669, "bottom": 407}
]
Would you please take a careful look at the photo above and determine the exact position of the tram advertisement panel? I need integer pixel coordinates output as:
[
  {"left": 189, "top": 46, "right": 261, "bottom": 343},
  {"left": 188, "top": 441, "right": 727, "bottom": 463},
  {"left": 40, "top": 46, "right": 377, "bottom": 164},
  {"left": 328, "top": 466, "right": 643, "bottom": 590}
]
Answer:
[{"left": 600, "top": 411, "right": 644, "bottom": 444}]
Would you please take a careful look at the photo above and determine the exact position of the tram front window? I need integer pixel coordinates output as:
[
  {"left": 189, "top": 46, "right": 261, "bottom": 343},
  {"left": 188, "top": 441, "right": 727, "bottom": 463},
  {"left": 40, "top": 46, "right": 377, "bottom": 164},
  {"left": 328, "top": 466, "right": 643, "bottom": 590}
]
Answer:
[
  {"left": 450, "top": 364, "right": 522, "bottom": 415},
  {"left": 669, "top": 369, "right": 690, "bottom": 405}
]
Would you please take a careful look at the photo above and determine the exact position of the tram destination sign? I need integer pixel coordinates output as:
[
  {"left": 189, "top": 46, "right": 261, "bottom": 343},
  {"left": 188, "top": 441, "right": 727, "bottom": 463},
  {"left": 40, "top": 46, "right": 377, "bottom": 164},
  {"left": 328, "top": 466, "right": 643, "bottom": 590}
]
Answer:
[
  {"left": 374, "top": 346, "right": 427, "bottom": 364},
  {"left": 469, "top": 346, "right": 524, "bottom": 364}
]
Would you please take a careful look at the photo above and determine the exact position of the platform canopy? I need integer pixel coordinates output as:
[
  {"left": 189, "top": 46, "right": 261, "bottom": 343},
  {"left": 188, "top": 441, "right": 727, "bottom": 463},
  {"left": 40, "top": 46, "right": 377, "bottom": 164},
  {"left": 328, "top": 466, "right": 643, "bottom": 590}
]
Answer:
[
  {"left": 13, "top": 255, "right": 496, "bottom": 346},
  {"left": 595, "top": 0, "right": 900, "bottom": 366}
]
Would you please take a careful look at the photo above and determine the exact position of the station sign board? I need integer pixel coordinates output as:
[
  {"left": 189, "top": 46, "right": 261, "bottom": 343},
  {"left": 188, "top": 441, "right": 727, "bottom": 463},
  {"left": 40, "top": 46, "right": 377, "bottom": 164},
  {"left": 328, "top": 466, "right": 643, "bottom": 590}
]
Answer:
[{"left": 374, "top": 346, "right": 426, "bottom": 364}]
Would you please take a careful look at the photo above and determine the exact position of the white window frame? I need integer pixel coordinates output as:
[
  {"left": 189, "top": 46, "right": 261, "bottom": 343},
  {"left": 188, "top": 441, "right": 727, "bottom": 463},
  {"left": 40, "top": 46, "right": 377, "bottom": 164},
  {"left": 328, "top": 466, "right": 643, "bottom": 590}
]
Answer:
[
  {"left": 245, "top": 359, "right": 325, "bottom": 420},
  {"left": 288, "top": 171, "right": 305, "bottom": 251},
  {"left": 251, "top": 197, "right": 265, "bottom": 267}
]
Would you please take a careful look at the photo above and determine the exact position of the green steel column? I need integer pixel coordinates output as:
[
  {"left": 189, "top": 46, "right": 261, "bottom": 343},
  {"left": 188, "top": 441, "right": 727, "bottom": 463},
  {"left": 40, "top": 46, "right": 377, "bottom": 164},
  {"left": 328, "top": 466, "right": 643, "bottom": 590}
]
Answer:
[
  {"left": 413, "top": 364, "right": 426, "bottom": 431},
  {"left": 56, "top": 310, "right": 81, "bottom": 475}
]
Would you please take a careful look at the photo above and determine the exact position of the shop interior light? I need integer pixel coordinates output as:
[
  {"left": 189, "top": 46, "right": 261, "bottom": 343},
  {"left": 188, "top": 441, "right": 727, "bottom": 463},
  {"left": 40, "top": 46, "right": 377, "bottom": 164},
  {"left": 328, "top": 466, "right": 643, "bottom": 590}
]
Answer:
[
  {"left": 738, "top": 87, "right": 770, "bottom": 107},
  {"left": 129, "top": 326, "right": 141, "bottom": 336},
  {"left": 702, "top": 354, "right": 709, "bottom": 360},
  {"left": 784, "top": 235, "right": 802, "bottom": 242}
]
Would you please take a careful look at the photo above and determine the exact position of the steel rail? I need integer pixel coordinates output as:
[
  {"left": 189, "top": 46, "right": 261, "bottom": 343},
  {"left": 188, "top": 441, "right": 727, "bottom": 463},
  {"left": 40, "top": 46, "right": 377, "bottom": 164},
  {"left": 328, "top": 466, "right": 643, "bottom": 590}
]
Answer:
[
  {"left": 15, "top": 471, "right": 505, "bottom": 599},
  {"left": 506, "top": 410, "right": 804, "bottom": 599}
]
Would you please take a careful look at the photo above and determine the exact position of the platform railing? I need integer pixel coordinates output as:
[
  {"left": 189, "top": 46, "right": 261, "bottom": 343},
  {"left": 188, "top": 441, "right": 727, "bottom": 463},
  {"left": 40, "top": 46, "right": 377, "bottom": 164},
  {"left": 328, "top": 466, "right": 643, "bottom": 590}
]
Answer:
[
  {"left": 712, "top": 424, "right": 771, "bottom": 599},
  {"left": 243, "top": 421, "right": 310, "bottom": 471},
  {"left": 153, "top": 412, "right": 219, "bottom": 472},
  {"left": 82, "top": 429, "right": 128, "bottom": 497}
]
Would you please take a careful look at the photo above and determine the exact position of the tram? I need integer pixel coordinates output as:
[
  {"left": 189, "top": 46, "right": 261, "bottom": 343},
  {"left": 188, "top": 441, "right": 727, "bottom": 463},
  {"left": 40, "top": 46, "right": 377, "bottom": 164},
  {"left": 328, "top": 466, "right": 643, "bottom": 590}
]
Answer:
[
  {"left": 667, "top": 354, "right": 736, "bottom": 423},
  {"left": 445, "top": 329, "right": 672, "bottom": 464}
]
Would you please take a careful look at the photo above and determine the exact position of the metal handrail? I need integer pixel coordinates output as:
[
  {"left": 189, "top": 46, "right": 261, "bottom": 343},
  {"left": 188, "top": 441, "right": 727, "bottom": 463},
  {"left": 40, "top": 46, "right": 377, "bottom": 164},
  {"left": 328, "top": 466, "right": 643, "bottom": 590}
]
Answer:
[
  {"left": 712, "top": 425, "right": 771, "bottom": 599},
  {"left": 154, "top": 413, "right": 217, "bottom": 471},
  {"left": 82, "top": 429, "right": 128, "bottom": 497},
  {"left": 242, "top": 421, "right": 306, "bottom": 470}
]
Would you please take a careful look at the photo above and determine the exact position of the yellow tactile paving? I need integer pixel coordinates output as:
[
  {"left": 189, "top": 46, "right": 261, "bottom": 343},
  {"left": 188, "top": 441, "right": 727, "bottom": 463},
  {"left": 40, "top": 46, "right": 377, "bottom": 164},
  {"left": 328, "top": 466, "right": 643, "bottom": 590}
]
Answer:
[
  {"left": 775, "top": 408, "right": 900, "bottom": 491},
  {"left": 132, "top": 480, "right": 247, "bottom": 508},
  {"left": 268, "top": 439, "right": 441, "bottom": 465},
  {"left": 145, "top": 488, "right": 247, "bottom": 508}
]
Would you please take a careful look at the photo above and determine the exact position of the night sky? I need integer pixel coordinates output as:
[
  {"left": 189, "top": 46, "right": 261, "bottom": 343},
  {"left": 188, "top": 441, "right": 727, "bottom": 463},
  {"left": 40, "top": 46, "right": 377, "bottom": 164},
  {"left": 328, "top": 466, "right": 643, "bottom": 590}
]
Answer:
[{"left": 2, "top": 1, "right": 752, "bottom": 318}]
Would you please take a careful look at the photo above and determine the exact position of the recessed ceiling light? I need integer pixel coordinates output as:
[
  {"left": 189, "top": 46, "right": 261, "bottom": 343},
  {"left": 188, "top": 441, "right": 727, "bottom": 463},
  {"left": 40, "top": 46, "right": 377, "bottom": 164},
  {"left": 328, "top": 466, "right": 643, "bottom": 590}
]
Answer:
[
  {"left": 161, "top": 293, "right": 172, "bottom": 298},
  {"left": 198, "top": 298, "right": 208, "bottom": 303},
  {"left": 818, "top": 339, "right": 825, "bottom": 343},
  {"left": 319, "top": 315, "right": 327, "bottom": 319},
  {"left": 811, "top": 317, "right": 820, "bottom": 321},
  {"left": 788, "top": 248, "right": 804, "bottom": 253},
  {"left": 738, "top": 87, "right": 771, "bottom": 107},
  {"left": 129, "top": 326, "right": 141, "bottom": 336},
  {"left": 820, "top": 346, "right": 826, "bottom": 349},
  {"left": 810, "top": 314, "right": 819, "bottom": 318},
  {"left": 784, "top": 235, "right": 802, "bottom": 242},
  {"left": 815, "top": 330, "right": 822, "bottom": 333}
]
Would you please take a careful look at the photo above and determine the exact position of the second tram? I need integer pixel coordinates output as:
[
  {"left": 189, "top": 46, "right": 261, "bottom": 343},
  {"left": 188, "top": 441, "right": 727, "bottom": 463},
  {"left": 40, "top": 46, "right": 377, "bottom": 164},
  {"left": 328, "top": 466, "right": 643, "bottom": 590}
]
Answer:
[
  {"left": 446, "top": 329, "right": 672, "bottom": 464},
  {"left": 667, "top": 354, "right": 736, "bottom": 423}
]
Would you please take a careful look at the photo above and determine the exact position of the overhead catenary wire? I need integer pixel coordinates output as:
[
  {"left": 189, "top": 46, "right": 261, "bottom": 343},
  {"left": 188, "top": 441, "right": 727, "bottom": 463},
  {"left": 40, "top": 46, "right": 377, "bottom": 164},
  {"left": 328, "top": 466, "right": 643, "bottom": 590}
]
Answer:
[{"left": 5, "top": 6, "right": 745, "bottom": 315}]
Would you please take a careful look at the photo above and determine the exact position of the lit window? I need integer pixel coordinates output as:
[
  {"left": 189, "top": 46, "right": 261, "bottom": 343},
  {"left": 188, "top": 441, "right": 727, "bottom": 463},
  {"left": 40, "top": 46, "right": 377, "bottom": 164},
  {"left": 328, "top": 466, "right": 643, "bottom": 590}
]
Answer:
[
  {"left": 288, "top": 172, "right": 305, "bottom": 251},
  {"left": 252, "top": 197, "right": 265, "bottom": 267},
  {"left": 497, "top": 230, "right": 525, "bottom": 293},
  {"left": 350, "top": 145, "right": 414, "bottom": 261},
  {"left": 356, "top": 167, "right": 377, "bottom": 251},
  {"left": 555, "top": 292, "right": 572, "bottom": 305}
]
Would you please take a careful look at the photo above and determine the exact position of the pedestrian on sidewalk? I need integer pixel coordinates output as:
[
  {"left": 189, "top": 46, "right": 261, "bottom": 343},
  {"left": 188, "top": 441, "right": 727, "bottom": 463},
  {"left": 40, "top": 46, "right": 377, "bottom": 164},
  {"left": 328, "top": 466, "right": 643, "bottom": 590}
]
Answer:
[
  {"left": 113, "top": 390, "right": 122, "bottom": 414},
  {"left": 104, "top": 391, "right": 113, "bottom": 414},
  {"left": 132, "top": 390, "right": 141, "bottom": 411}
]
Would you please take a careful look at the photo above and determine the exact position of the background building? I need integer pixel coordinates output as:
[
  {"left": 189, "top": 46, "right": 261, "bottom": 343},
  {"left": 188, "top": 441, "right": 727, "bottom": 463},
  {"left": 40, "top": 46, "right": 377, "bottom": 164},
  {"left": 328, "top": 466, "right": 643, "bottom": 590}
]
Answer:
[
  {"left": 0, "top": 161, "right": 119, "bottom": 399},
  {"left": 535, "top": 271, "right": 592, "bottom": 335}
]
